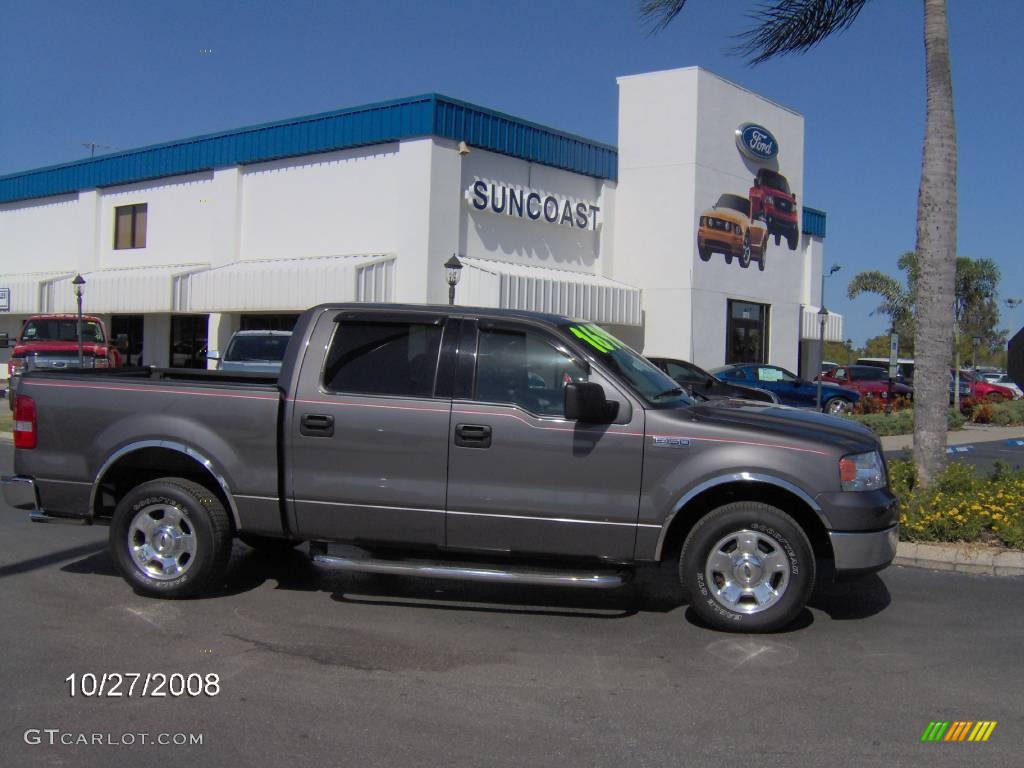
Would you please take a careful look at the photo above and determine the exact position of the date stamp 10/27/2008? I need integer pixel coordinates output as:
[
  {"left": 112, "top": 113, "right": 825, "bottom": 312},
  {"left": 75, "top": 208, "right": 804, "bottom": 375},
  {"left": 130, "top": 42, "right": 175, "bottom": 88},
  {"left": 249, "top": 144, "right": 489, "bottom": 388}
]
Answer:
[{"left": 64, "top": 673, "right": 220, "bottom": 698}]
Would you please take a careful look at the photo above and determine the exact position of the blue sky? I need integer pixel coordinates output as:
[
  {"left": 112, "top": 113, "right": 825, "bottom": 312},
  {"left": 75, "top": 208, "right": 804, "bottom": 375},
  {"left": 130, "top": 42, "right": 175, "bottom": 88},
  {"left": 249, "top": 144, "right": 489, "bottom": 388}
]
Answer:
[{"left": 2, "top": 0, "right": 1022, "bottom": 345}]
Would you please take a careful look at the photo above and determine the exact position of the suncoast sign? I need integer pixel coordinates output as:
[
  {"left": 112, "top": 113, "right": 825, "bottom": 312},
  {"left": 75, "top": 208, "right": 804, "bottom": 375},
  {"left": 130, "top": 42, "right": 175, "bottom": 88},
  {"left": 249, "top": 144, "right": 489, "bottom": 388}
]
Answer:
[{"left": 466, "top": 179, "right": 600, "bottom": 231}]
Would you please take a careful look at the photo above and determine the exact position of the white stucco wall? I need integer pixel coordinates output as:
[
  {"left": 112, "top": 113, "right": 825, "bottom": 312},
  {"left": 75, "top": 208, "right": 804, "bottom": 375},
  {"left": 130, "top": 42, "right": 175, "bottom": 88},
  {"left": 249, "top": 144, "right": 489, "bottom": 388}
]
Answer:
[
  {"left": 0, "top": 194, "right": 84, "bottom": 274},
  {"left": 614, "top": 66, "right": 810, "bottom": 370}
]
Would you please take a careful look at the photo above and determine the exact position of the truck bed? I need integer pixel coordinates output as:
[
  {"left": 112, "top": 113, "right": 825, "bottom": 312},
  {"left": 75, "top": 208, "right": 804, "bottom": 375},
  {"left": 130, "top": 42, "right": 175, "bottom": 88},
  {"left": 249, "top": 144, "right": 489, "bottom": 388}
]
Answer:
[{"left": 13, "top": 367, "right": 283, "bottom": 532}]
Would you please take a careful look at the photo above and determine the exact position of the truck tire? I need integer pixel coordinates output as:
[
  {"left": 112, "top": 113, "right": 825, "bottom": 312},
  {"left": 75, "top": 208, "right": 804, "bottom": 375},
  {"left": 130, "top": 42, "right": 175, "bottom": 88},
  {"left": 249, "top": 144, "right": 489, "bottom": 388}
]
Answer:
[
  {"left": 109, "top": 478, "right": 233, "bottom": 599},
  {"left": 738, "top": 231, "right": 752, "bottom": 268},
  {"left": 238, "top": 532, "right": 302, "bottom": 555},
  {"left": 680, "top": 502, "right": 814, "bottom": 632},
  {"left": 698, "top": 245, "right": 712, "bottom": 261}
]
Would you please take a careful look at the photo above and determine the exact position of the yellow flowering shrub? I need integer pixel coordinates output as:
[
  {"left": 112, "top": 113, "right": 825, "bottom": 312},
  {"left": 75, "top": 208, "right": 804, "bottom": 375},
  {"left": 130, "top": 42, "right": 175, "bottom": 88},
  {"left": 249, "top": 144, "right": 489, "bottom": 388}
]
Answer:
[{"left": 890, "top": 460, "right": 1024, "bottom": 549}]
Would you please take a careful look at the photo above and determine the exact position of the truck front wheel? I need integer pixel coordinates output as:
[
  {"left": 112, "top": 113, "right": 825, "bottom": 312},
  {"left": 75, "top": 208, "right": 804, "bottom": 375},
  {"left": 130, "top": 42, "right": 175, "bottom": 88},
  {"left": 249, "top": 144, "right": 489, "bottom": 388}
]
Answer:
[
  {"left": 680, "top": 502, "right": 815, "bottom": 632},
  {"left": 110, "top": 478, "right": 233, "bottom": 599}
]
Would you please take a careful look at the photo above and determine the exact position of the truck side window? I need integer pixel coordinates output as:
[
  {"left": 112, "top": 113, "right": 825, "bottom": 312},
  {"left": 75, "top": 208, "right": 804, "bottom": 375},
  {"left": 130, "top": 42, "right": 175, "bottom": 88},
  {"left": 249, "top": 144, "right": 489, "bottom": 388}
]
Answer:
[
  {"left": 323, "top": 321, "right": 442, "bottom": 398},
  {"left": 474, "top": 328, "right": 587, "bottom": 416}
]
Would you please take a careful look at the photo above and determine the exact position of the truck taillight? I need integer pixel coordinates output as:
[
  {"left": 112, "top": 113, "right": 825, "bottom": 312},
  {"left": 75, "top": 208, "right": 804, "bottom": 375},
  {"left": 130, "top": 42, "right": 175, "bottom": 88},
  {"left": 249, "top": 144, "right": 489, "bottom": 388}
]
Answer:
[{"left": 13, "top": 394, "right": 37, "bottom": 449}]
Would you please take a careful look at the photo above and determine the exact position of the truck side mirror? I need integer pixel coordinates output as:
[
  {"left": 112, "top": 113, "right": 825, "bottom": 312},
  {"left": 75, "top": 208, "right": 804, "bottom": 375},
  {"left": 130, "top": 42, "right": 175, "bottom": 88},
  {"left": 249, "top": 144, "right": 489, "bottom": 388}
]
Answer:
[
  {"left": 564, "top": 382, "right": 618, "bottom": 423},
  {"left": 206, "top": 350, "right": 221, "bottom": 361}
]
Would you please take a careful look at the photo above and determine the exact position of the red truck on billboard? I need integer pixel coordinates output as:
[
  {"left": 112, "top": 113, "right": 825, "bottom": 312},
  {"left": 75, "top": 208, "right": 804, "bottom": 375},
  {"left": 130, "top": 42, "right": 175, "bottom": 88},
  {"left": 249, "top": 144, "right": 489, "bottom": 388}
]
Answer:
[
  {"left": 749, "top": 168, "right": 799, "bottom": 251},
  {"left": 7, "top": 314, "right": 123, "bottom": 404}
]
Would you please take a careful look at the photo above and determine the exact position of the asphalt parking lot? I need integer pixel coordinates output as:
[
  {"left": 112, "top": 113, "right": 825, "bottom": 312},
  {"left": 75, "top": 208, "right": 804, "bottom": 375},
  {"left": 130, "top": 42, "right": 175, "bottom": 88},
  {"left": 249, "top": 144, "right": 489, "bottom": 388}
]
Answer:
[{"left": 1, "top": 441, "right": 1022, "bottom": 768}]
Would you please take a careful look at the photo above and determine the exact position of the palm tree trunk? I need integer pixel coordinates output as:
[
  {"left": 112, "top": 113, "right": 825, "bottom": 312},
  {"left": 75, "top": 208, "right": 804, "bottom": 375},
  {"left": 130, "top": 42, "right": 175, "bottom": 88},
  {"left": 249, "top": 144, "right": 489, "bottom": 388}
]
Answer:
[{"left": 912, "top": 0, "right": 957, "bottom": 486}]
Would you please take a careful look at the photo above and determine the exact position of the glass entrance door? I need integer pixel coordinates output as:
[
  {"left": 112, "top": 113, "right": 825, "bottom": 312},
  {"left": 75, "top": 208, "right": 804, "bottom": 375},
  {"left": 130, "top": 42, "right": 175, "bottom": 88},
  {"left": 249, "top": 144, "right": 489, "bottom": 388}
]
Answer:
[{"left": 726, "top": 300, "right": 770, "bottom": 364}]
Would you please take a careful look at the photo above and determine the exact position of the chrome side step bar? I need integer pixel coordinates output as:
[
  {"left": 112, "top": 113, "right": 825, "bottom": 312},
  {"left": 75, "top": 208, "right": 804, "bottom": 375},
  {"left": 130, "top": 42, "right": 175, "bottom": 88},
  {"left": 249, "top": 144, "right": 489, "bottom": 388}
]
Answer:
[
  {"left": 30, "top": 509, "right": 91, "bottom": 526},
  {"left": 312, "top": 553, "right": 628, "bottom": 589}
]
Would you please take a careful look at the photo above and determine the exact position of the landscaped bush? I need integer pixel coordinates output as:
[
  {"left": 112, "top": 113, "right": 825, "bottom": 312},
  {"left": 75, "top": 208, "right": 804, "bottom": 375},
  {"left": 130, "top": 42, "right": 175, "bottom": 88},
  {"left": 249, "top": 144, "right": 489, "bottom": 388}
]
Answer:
[
  {"left": 980, "top": 400, "right": 1024, "bottom": 426},
  {"left": 842, "top": 408, "right": 965, "bottom": 436},
  {"left": 890, "top": 460, "right": 1024, "bottom": 549},
  {"left": 852, "top": 394, "right": 912, "bottom": 415}
]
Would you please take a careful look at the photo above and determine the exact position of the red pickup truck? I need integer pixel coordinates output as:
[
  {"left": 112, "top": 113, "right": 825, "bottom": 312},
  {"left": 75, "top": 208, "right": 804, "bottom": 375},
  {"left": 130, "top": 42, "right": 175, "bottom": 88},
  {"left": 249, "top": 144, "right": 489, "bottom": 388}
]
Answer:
[
  {"left": 7, "top": 314, "right": 122, "bottom": 404},
  {"left": 749, "top": 168, "right": 799, "bottom": 251},
  {"left": 818, "top": 365, "right": 913, "bottom": 402}
]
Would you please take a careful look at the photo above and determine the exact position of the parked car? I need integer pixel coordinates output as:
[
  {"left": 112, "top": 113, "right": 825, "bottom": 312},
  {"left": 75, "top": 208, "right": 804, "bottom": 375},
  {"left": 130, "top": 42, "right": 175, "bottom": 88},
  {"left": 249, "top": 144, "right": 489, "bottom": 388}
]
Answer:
[
  {"left": 697, "top": 193, "right": 769, "bottom": 270},
  {"left": 3, "top": 303, "right": 897, "bottom": 633},
  {"left": 712, "top": 363, "right": 860, "bottom": 414},
  {"left": 856, "top": 357, "right": 915, "bottom": 385},
  {"left": 991, "top": 373, "right": 1023, "bottom": 399},
  {"left": 648, "top": 356, "right": 778, "bottom": 403},
  {"left": 955, "top": 369, "right": 1015, "bottom": 402},
  {"left": 209, "top": 330, "right": 292, "bottom": 373},
  {"left": 976, "top": 370, "right": 1005, "bottom": 384},
  {"left": 748, "top": 168, "right": 799, "bottom": 250},
  {"left": 818, "top": 365, "right": 914, "bottom": 402},
  {"left": 7, "top": 314, "right": 122, "bottom": 406}
]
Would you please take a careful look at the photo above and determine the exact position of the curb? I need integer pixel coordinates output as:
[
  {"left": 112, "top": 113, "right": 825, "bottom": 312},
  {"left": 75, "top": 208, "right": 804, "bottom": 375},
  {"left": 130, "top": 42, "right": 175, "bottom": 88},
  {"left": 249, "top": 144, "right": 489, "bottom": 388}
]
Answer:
[{"left": 895, "top": 541, "right": 1024, "bottom": 577}]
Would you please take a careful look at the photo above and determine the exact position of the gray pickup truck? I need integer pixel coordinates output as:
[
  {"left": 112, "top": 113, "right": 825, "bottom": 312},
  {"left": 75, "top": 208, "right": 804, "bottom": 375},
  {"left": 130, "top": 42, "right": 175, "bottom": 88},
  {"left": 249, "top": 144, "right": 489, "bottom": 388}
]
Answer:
[{"left": 3, "top": 304, "right": 897, "bottom": 632}]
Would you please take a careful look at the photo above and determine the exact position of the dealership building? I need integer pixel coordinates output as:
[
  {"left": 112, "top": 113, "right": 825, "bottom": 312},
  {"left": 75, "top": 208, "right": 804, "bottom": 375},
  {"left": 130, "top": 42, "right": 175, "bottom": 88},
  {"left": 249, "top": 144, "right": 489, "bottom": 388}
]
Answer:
[{"left": 0, "top": 66, "right": 841, "bottom": 377}]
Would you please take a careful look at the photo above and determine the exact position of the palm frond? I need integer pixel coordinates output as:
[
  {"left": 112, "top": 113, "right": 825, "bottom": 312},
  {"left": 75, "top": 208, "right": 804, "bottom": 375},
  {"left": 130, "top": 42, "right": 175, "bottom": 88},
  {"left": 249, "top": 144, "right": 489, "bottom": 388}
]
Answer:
[
  {"left": 733, "top": 0, "right": 868, "bottom": 64},
  {"left": 638, "top": 0, "right": 690, "bottom": 33}
]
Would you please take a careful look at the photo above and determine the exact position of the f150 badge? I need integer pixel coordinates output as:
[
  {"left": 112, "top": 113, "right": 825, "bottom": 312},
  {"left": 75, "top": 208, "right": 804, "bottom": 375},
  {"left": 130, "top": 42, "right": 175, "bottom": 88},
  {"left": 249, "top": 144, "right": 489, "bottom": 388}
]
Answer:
[{"left": 653, "top": 436, "right": 690, "bottom": 448}]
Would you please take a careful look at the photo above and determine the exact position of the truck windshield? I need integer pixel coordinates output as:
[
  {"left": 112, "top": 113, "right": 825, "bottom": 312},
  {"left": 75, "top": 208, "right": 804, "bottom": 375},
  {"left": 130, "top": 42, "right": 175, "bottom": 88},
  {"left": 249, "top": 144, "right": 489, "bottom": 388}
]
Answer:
[
  {"left": 21, "top": 319, "right": 105, "bottom": 343},
  {"left": 562, "top": 323, "right": 693, "bottom": 407},
  {"left": 225, "top": 335, "right": 290, "bottom": 362},
  {"left": 758, "top": 170, "right": 790, "bottom": 194}
]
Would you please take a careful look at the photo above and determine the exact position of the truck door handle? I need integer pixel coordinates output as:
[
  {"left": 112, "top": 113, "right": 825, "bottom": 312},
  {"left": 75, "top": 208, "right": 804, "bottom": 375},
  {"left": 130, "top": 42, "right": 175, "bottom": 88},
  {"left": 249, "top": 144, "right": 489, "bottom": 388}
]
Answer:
[
  {"left": 454, "top": 423, "right": 492, "bottom": 448},
  {"left": 300, "top": 413, "right": 334, "bottom": 437}
]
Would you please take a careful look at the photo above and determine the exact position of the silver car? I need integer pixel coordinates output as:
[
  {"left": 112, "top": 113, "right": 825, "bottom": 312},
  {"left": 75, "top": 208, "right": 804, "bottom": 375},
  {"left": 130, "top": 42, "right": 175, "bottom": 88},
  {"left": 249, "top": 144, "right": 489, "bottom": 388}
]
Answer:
[{"left": 210, "top": 330, "right": 291, "bottom": 373}]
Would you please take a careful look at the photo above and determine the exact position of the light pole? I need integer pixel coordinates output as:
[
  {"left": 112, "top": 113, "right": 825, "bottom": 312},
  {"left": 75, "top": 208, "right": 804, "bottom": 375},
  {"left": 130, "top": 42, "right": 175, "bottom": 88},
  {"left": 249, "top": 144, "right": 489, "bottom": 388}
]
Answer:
[
  {"left": 72, "top": 274, "right": 86, "bottom": 366},
  {"left": 816, "top": 305, "right": 829, "bottom": 410},
  {"left": 845, "top": 338, "right": 853, "bottom": 366},
  {"left": 444, "top": 254, "right": 463, "bottom": 306},
  {"left": 1006, "top": 297, "right": 1022, "bottom": 331},
  {"left": 971, "top": 336, "right": 981, "bottom": 371}
]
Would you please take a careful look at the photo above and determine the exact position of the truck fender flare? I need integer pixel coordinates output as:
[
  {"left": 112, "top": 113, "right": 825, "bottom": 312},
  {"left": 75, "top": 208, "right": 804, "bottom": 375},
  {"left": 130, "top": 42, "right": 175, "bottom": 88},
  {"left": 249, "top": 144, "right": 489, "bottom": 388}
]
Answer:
[
  {"left": 89, "top": 439, "right": 242, "bottom": 529},
  {"left": 653, "top": 472, "right": 826, "bottom": 560}
]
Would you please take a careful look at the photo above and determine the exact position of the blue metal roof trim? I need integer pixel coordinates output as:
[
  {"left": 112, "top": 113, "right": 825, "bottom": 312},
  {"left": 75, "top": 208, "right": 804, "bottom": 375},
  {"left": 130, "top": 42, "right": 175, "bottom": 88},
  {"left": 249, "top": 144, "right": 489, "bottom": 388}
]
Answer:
[
  {"left": 0, "top": 94, "right": 617, "bottom": 204},
  {"left": 802, "top": 206, "right": 827, "bottom": 238}
]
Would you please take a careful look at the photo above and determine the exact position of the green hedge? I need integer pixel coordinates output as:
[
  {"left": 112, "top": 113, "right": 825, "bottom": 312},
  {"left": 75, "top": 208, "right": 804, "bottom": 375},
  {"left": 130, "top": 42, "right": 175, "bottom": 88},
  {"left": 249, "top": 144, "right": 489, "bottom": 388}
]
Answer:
[
  {"left": 841, "top": 408, "right": 966, "bottom": 436},
  {"left": 972, "top": 400, "right": 1024, "bottom": 426}
]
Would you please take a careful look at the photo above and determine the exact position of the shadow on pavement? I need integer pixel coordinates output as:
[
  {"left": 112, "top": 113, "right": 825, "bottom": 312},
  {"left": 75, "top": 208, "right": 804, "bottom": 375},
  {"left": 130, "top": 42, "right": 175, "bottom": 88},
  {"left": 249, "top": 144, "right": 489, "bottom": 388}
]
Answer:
[
  {"left": 1, "top": 542, "right": 106, "bottom": 579},
  {"left": 54, "top": 542, "right": 890, "bottom": 628}
]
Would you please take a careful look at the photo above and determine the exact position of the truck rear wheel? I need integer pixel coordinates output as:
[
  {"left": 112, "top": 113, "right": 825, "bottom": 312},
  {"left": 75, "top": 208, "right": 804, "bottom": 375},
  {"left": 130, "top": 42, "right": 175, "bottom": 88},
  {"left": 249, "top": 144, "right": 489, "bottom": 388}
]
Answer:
[
  {"left": 680, "top": 502, "right": 814, "bottom": 632},
  {"left": 110, "top": 478, "right": 232, "bottom": 599}
]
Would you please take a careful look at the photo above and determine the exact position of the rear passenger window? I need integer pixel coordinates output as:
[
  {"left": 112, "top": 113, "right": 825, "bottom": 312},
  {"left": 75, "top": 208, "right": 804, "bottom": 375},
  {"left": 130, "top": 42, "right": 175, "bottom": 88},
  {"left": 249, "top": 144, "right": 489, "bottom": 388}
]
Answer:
[
  {"left": 323, "top": 321, "right": 443, "bottom": 397},
  {"left": 474, "top": 328, "right": 588, "bottom": 416}
]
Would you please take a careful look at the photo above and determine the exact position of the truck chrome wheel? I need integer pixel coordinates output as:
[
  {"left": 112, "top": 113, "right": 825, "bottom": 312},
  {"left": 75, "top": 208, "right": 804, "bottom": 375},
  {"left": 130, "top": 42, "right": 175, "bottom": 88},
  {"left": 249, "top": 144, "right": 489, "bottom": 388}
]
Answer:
[
  {"left": 110, "top": 478, "right": 232, "bottom": 598},
  {"left": 128, "top": 503, "right": 197, "bottom": 580},
  {"left": 703, "top": 529, "right": 790, "bottom": 614},
  {"left": 680, "top": 502, "right": 815, "bottom": 633}
]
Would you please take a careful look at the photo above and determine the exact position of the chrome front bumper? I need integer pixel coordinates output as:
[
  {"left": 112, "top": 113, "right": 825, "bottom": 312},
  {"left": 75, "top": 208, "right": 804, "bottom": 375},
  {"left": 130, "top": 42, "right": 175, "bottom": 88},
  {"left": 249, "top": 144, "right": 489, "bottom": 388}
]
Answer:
[{"left": 829, "top": 524, "right": 899, "bottom": 573}]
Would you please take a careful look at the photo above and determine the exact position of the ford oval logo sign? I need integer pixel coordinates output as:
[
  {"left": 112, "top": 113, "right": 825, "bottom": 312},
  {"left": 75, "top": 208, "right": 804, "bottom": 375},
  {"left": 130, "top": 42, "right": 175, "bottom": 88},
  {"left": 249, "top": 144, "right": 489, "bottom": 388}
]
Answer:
[{"left": 735, "top": 123, "right": 778, "bottom": 162}]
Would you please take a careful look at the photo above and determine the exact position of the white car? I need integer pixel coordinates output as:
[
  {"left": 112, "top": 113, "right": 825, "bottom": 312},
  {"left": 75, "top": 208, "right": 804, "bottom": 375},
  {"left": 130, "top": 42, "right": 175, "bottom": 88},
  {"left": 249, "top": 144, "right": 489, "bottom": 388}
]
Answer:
[{"left": 992, "top": 373, "right": 1023, "bottom": 399}]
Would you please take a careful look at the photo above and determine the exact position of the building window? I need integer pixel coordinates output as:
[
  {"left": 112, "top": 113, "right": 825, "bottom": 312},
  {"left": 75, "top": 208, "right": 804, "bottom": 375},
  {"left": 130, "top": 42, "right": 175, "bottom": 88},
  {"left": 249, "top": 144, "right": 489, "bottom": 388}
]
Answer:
[
  {"left": 726, "top": 300, "right": 770, "bottom": 364},
  {"left": 114, "top": 203, "right": 147, "bottom": 249},
  {"left": 170, "top": 315, "right": 208, "bottom": 369},
  {"left": 323, "top": 321, "right": 443, "bottom": 398}
]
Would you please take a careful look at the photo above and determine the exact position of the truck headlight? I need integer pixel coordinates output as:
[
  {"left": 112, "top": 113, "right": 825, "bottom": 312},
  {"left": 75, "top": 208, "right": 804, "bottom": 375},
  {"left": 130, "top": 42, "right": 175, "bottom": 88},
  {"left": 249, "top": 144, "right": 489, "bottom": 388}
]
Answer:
[{"left": 839, "top": 451, "right": 886, "bottom": 491}]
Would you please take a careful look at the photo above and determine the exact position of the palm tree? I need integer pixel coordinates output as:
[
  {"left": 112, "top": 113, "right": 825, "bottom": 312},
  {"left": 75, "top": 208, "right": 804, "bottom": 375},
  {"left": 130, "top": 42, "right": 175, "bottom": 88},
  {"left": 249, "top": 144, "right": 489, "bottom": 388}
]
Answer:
[{"left": 640, "top": 0, "right": 957, "bottom": 486}]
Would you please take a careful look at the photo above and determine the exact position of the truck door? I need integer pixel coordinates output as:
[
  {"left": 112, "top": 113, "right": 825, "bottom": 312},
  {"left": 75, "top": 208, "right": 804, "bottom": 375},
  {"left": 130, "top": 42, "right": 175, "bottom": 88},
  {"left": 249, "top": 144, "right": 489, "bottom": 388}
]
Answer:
[
  {"left": 444, "top": 320, "right": 644, "bottom": 561},
  {"left": 287, "top": 310, "right": 453, "bottom": 546}
]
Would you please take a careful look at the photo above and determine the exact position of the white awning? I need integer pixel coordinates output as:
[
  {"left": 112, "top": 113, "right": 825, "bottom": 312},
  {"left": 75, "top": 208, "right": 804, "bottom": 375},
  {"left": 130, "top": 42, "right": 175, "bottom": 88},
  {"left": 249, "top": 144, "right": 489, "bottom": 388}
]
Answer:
[
  {"left": 458, "top": 257, "right": 642, "bottom": 326},
  {"left": 0, "top": 271, "right": 74, "bottom": 314},
  {"left": 183, "top": 255, "right": 395, "bottom": 313},
  {"left": 46, "top": 265, "right": 209, "bottom": 314},
  {"left": 801, "top": 305, "right": 844, "bottom": 342}
]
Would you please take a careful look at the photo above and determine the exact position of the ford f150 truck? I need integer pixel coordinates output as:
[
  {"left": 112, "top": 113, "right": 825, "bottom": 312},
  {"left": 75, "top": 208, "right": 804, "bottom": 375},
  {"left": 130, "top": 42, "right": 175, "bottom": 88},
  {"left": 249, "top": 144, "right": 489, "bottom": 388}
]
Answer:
[
  {"left": 7, "top": 313, "right": 123, "bottom": 406},
  {"left": 2, "top": 304, "right": 898, "bottom": 632}
]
